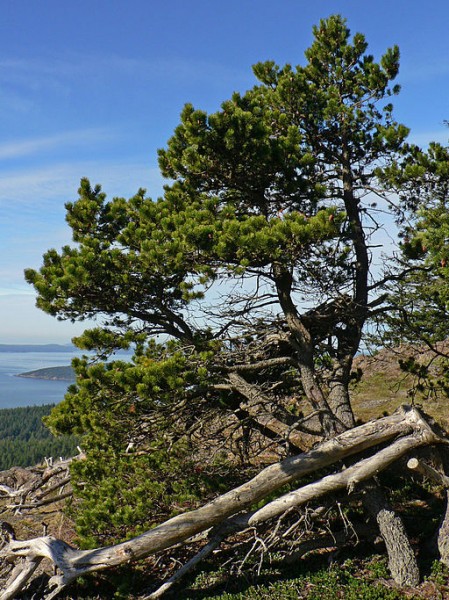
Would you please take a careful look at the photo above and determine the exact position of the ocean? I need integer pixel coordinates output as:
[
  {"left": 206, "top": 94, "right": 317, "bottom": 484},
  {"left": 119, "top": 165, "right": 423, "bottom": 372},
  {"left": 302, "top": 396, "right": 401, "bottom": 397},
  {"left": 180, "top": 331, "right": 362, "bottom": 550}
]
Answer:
[{"left": 0, "top": 351, "right": 78, "bottom": 409}]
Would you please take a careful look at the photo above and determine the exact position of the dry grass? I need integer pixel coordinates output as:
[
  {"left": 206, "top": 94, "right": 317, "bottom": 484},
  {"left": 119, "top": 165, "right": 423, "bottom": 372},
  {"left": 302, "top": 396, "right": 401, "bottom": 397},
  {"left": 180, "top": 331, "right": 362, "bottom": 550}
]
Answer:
[{"left": 351, "top": 346, "right": 449, "bottom": 428}]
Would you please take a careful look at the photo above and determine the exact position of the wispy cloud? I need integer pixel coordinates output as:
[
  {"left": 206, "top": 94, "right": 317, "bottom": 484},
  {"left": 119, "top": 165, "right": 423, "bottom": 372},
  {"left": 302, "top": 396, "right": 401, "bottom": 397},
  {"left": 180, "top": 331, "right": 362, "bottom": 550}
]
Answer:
[
  {"left": 0, "top": 159, "right": 166, "bottom": 294},
  {"left": 0, "top": 53, "right": 251, "bottom": 96},
  {"left": 0, "top": 160, "right": 164, "bottom": 207},
  {"left": 0, "top": 129, "right": 116, "bottom": 161}
]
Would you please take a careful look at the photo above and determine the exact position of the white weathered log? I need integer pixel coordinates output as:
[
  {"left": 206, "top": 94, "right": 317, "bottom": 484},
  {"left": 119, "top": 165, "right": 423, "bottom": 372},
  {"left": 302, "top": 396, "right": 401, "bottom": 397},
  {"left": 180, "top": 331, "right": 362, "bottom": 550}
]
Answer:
[
  {"left": 1, "top": 557, "right": 42, "bottom": 600},
  {"left": 0, "top": 406, "right": 442, "bottom": 598},
  {"left": 0, "top": 486, "right": 19, "bottom": 498},
  {"left": 247, "top": 429, "right": 438, "bottom": 526}
]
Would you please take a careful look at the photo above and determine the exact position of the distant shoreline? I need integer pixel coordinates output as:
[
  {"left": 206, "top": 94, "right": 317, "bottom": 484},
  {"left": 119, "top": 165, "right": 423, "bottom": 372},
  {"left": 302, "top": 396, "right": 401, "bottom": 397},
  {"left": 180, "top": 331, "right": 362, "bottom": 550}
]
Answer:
[{"left": 16, "top": 366, "right": 75, "bottom": 382}]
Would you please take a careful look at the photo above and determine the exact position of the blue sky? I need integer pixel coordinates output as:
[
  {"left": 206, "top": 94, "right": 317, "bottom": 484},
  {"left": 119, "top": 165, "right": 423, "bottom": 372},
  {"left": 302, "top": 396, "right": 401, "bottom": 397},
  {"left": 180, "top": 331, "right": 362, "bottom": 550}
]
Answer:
[{"left": 1, "top": 0, "right": 448, "bottom": 343}]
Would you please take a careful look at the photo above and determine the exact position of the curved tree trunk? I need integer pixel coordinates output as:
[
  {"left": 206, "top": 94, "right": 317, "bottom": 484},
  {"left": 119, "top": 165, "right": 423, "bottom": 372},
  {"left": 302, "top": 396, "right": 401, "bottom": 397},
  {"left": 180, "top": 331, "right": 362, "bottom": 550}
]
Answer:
[{"left": 328, "top": 376, "right": 355, "bottom": 429}]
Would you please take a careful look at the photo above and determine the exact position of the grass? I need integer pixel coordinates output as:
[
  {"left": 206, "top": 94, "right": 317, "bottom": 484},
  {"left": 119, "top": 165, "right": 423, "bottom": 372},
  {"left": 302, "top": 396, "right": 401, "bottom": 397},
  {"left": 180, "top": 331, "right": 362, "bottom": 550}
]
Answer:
[
  {"left": 350, "top": 346, "right": 449, "bottom": 429},
  {"left": 182, "top": 555, "right": 420, "bottom": 600},
  {"left": 59, "top": 555, "right": 415, "bottom": 599},
  {"left": 53, "top": 549, "right": 449, "bottom": 600}
]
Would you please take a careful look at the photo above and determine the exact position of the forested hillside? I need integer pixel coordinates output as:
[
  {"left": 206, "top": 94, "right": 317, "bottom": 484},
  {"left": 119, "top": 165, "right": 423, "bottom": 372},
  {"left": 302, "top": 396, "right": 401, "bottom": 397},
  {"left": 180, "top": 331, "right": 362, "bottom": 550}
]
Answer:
[
  {"left": 0, "top": 404, "right": 79, "bottom": 470},
  {"left": 17, "top": 365, "right": 75, "bottom": 381}
]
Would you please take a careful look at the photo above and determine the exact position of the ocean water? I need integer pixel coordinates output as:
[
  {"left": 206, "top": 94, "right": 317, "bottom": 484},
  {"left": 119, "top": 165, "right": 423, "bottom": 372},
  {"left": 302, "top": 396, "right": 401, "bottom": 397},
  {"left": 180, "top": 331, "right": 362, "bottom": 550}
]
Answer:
[{"left": 0, "top": 351, "right": 78, "bottom": 409}]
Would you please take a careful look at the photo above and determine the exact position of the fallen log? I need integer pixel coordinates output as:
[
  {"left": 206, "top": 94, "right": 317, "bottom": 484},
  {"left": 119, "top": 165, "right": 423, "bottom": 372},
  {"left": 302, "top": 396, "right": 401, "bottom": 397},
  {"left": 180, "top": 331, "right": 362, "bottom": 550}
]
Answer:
[{"left": 0, "top": 406, "right": 445, "bottom": 599}]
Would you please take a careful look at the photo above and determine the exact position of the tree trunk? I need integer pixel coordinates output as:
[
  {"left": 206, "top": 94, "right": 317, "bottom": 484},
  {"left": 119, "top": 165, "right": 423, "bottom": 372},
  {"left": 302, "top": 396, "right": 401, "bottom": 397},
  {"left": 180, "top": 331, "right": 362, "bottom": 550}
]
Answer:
[
  {"left": 327, "top": 376, "right": 355, "bottom": 429},
  {"left": 273, "top": 264, "right": 341, "bottom": 437},
  {"left": 437, "top": 491, "right": 449, "bottom": 567},
  {"left": 362, "top": 482, "right": 420, "bottom": 586}
]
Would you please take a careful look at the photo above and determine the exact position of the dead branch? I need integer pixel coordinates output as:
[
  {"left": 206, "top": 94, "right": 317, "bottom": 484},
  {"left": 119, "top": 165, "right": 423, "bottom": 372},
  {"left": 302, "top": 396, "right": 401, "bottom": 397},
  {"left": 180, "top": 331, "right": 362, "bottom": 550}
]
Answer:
[
  {"left": 247, "top": 429, "right": 439, "bottom": 527},
  {"left": 4, "top": 491, "right": 73, "bottom": 511},
  {"left": 0, "top": 455, "right": 82, "bottom": 513},
  {"left": 144, "top": 522, "right": 236, "bottom": 600},
  {"left": 145, "top": 538, "right": 222, "bottom": 599},
  {"left": 407, "top": 457, "right": 449, "bottom": 488},
  {"left": 228, "top": 371, "right": 322, "bottom": 448}
]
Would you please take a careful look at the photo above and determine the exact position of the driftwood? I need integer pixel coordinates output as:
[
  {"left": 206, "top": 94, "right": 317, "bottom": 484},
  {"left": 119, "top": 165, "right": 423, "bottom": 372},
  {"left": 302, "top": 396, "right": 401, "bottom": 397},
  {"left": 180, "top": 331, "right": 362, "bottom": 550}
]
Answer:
[{"left": 0, "top": 406, "right": 446, "bottom": 599}]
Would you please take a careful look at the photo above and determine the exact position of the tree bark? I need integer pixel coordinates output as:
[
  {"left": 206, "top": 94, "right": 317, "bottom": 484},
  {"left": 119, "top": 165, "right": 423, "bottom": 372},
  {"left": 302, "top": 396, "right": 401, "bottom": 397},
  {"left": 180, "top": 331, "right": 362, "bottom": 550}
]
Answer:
[
  {"left": 273, "top": 265, "right": 341, "bottom": 437},
  {"left": 328, "top": 375, "right": 355, "bottom": 429},
  {"left": 362, "top": 482, "right": 420, "bottom": 586}
]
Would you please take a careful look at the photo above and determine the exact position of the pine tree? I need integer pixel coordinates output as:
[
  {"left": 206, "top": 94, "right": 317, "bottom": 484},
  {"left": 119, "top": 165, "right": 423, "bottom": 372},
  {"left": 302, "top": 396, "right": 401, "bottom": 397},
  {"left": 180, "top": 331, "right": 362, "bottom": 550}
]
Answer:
[
  {"left": 375, "top": 140, "right": 449, "bottom": 396},
  {"left": 26, "top": 15, "right": 418, "bottom": 547}
]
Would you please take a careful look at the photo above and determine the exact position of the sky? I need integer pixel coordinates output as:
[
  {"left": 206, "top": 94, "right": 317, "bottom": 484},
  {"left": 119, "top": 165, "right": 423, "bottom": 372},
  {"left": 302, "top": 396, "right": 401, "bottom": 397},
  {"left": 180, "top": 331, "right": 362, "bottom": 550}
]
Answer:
[{"left": 1, "top": 0, "right": 448, "bottom": 343}]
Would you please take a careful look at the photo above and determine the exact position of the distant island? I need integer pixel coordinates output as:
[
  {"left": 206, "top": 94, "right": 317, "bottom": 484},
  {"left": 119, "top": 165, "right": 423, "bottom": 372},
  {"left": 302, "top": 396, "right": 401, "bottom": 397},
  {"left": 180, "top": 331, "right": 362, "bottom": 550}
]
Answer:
[
  {"left": 16, "top": 366, "right": 75, "bottom": 381},
  {"left": 0, "top": 344, "right": 76, "bottom": 353}
]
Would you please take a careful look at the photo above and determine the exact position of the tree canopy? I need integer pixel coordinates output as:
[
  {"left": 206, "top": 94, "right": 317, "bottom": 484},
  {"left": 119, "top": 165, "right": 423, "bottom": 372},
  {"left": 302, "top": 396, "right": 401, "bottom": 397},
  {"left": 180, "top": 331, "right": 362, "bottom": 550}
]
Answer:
[{"left": 24, "top": 14, "right": 448, "bottom": 555}]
